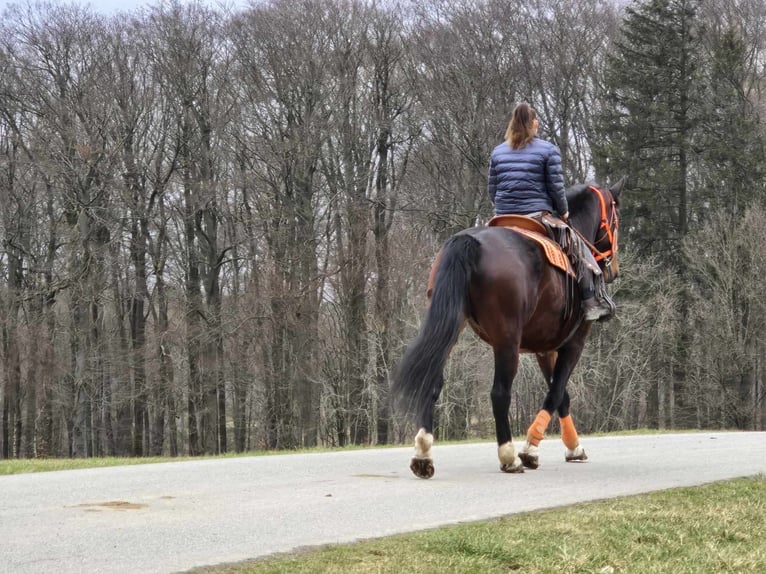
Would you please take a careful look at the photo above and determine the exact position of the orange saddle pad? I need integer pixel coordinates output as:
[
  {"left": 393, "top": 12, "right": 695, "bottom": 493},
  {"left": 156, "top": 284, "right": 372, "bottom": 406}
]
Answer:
[{"left": 488, "top": 215, "right": 575, "bottom": 278}]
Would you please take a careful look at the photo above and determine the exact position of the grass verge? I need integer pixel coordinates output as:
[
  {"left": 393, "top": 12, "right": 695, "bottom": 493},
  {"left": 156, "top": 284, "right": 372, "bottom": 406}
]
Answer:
[{"left": 205, "top": 475, "right": 766, "bottom": 574}]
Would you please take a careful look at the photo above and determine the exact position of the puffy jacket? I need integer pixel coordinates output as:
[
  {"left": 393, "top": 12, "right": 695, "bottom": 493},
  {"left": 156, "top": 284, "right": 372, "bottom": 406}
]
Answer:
[{"left": 487, "top": 137, "right": 568, "bottom": 216}]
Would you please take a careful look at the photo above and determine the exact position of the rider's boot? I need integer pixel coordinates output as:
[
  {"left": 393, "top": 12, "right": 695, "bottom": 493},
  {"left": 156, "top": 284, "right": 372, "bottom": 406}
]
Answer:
[
  {"left": 565, "top": 227, "right": 615, "bottom": 322},
  {"left": 582, "top": 295, "right": 612, "bottom": 322},
  {"left": 579, "top": 272, "right": 614, "bottom": 322}
]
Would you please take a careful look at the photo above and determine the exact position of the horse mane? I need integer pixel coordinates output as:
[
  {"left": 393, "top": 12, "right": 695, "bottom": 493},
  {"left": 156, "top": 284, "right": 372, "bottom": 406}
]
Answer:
[
  {"left": 565, "top": 182, "right": 595, "bottom": 216},
  {"left": 565, "top": 182, "right": 594, "bottom": 201}
]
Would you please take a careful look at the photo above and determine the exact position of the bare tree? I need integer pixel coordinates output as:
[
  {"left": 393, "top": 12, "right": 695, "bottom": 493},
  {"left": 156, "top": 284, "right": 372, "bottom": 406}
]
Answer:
[
  {"left": 407, "top": 0, "right": 519, "bottom": 237},
  {"left": 231, "top": 0, "right": 333, "bottom": 448},
  {"left": 148, "top": 1, "right": 232, "bottom": 454},
  {"left": 510, "top": 0, "right": 618, "bottom": 180},
  {"left": 0, "top": 0, "right": 761, "bottom": 459},
  {"left": 684, "top": 207, "right": 766, "bottom": 430},
  {"left": 3, "top": 4, "right": 120, "bottom": 457}
]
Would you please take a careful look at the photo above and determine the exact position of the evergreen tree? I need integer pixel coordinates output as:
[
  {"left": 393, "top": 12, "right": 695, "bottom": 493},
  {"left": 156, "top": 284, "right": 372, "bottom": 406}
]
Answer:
[
  {"left": 593, "top": 0, "right": 706, "bottom": 429},
  {"left": 594, "top": 0, "right": 704, "bottom": 259},
  {"left": 697, "top": 28, "right": 766, "bottom": 217},
  {"left": 594, "top": 0, "right": 766, "bottom": 429}
]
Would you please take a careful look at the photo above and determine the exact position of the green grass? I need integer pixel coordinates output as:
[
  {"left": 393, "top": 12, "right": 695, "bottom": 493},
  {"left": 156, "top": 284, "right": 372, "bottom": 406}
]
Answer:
[{"left": 203, "top": 475, "right": 766, "bottom": 574}]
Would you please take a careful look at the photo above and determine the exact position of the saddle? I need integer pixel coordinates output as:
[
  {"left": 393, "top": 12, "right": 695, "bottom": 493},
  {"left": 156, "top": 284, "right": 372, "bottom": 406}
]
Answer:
[{"left": 488, "top": 214, "right": 576, "bottom": 278}]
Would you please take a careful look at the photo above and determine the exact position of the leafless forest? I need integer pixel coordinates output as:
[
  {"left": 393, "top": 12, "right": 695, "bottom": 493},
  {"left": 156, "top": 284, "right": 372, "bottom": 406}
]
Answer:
[{"left": 1, "top": 0, "right": 765, "bottom": 459}]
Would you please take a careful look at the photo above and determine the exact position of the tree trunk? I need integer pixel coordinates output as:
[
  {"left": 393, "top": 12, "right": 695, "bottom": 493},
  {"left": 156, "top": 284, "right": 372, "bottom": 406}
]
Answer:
[
  {"left": 154, "top": 219, "right": 174, "bottom": 456},
  {"left": 201, "top": 206, "right": 225, "bottom": 455},
  {"left": 373, "top": 128, "right": 393, "bottom": 446},
  {"left": 130, "top": 224, "right": 148, "bottom": 456}
]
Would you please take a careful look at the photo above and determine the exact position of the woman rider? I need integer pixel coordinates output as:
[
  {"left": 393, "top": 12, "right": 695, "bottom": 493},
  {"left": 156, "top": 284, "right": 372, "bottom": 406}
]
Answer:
[{"left": 487, "top": 102, "right": 613, "bottom": 322}]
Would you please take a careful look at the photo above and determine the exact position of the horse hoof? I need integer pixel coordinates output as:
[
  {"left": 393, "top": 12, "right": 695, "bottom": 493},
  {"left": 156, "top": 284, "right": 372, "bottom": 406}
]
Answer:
[
  {"left": 519, "top": 451, "right": 539, "bottom": 470},
  {"left": 519, "top": 443, "right": 540, "bottom": 469},
  {"left": 500, "top": 461, "right": 525, "bottom": 473},
  {"left": 565, "top": 446, "right": 588, "bottom": 462},
  {"left": 410, "top": 457, "right": 435, "bottom": 479}
]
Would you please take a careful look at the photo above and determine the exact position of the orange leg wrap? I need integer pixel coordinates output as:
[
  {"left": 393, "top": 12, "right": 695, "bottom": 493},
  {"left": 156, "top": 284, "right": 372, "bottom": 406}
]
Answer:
[
  {"left": 526, "top": 410, "right": 552, "bottom": 447},
  {"left": 560, "top": 415, "right": 579, "bottom": 450}
]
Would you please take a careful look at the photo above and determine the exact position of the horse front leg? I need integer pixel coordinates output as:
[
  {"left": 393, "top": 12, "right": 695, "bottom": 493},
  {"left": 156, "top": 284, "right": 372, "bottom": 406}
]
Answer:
[
  {"left": 492, "top": 346, "right": 524, "bottom": 473},
  {"left": 521, "top": 332, "right": 588, "bottom": 469},
  {"left": 558, "top": 392, "right": 588, "bottom": 462},
  {"left": 519, "top": 352, "right": 556, "bottom": 469},
  {"left": 519, "top": 389, "right": 588, "bottom": 469},
  {"left": 552, "top": 331, "right": 590, "bottom": 463}
]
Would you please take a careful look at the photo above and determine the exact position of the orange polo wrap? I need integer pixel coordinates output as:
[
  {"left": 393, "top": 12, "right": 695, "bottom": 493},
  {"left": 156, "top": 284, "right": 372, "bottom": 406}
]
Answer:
[
  {"left": 526, "top": 410, "right": 552, "bottom": 446},
  {"left": 560, "top": 415, "right": 579, "bottom": 450}
]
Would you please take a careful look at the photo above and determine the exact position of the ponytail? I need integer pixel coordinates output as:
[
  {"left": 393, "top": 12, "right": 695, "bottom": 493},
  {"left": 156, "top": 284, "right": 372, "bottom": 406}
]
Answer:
[{"left": 505, "top": 103, "right": 537, "bottom": 150}]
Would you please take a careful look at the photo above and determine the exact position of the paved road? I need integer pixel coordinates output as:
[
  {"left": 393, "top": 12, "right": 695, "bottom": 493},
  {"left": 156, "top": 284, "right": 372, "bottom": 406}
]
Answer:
[{"left": 1, "top": 432, "right": 764, "bottom": 573}]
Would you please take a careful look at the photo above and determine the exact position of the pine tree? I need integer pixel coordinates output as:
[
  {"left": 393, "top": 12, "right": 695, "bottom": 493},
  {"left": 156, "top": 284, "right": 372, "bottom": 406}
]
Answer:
[
  {"left": 697, "top": 28, "right": 766, "bottom": 218},
  {"left": 593, "top": 0, "right": 706, "bottom": 429},
  {"left": 594, "top": 1, "right": 766, "bottom": 429},
  {"left": 594, "top": 0, "right": 704, "bottom": 259}
]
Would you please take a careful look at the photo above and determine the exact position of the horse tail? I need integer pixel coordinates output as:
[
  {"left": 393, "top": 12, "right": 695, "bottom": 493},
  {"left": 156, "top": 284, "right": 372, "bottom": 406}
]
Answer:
[{"left": 392, "top": 234, "right": 481, "bottom": 421}]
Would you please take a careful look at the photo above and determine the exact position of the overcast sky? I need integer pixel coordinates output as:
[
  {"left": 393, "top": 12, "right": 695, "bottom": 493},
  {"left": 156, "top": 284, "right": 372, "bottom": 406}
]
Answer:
[{"left": 0, "top": 0, "right": 249, "bottom": 16}]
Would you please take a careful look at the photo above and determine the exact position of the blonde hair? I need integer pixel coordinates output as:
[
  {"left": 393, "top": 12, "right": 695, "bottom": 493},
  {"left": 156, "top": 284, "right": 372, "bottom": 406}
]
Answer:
[{"left": 505, "top": 102, "right": 537, "bottom": 150}]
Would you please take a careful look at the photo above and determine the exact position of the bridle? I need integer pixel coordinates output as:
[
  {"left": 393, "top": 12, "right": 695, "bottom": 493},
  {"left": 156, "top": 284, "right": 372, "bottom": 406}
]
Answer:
[{"left": 573, "top": 185, "right": 620, "bottom": 282}]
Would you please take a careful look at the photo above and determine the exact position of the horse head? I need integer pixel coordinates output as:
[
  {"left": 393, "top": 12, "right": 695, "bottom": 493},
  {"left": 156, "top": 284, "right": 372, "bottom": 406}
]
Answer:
[{"left": 567, "top": 177, "right": 624, "bottom": 283}]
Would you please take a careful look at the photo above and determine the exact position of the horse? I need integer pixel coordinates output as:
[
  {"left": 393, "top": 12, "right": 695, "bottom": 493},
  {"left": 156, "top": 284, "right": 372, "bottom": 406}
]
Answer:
[{"left": 392, "top": 180, "right": 623, "bottom": 478}]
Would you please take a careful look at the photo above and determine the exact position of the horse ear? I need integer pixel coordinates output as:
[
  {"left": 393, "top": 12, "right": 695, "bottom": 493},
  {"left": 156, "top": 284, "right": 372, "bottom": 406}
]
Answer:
[{"left": 609, "top": 177, "right": 626, "bottom": 201}]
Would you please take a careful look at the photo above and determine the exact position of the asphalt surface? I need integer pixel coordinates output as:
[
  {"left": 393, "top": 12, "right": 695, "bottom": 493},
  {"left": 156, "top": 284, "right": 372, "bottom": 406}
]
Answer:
[{"left": 1, "top": 432, "right": 765, "bottom": 574}]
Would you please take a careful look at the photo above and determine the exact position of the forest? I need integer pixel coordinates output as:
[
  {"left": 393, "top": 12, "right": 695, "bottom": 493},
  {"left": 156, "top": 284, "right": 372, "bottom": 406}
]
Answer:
[{"left": 0, "top": 0, "right": 764, "bottom": 459}]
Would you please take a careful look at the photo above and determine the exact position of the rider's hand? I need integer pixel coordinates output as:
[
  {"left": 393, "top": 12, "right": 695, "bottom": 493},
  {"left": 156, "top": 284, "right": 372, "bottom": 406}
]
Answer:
[{"left": 561, "top": 211, "right": 569, "bottom": 222}]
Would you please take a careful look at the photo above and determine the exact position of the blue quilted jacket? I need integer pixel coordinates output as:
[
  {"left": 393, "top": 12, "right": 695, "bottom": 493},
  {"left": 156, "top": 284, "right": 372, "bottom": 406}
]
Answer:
[{"left": 487, "top": 138, "right": 568, "bottom": 216}]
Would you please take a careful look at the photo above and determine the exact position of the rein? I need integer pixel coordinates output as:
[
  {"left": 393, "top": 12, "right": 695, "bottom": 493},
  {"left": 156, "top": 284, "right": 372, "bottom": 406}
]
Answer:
[{"left": 573, "top": 185, "right": 619, "bottom": 264}]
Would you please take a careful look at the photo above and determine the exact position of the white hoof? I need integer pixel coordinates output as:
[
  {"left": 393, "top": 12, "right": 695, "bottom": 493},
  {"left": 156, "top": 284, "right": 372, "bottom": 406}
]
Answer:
[
  {"left": 565, "top": 445, "right": 588, "bottom": 462},
  {"left": 498, "top": 442, "right": 524, "bottom": 473}
]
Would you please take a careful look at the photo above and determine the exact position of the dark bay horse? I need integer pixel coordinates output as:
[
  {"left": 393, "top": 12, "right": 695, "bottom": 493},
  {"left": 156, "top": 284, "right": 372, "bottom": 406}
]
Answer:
[{"left": 392, "top": 181, "right": 622, "bottom": 478}]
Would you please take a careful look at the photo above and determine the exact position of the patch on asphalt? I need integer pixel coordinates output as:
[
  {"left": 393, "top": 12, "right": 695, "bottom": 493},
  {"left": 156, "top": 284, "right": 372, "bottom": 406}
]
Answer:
[{"left": 68, "top": 500, "right": 148, "bottom": 512}]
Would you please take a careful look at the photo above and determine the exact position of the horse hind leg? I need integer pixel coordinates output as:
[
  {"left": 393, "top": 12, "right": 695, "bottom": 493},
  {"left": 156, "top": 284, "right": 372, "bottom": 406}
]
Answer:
[
  {"left": 408, "top": 371, "right": 443, "bottom": 479},
  {"left": 498, "top": 442, "right": 523, "bottom": 474},
  {"left": 492, "top": 345, "right": 524, "bottom": 474},
  {"left": 410, "top": 428, "right": 435, "bottom": 479}
]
